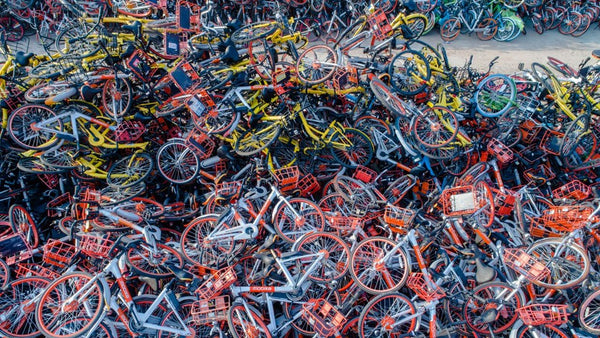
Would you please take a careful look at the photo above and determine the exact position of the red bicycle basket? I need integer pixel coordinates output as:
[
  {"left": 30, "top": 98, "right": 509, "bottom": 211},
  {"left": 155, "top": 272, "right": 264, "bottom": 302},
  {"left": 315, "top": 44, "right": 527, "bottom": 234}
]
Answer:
[
  {"left": 192, "top": 295, "right": 230, "bottom": 324},
  {"left": 301, "top": 298, "right": 347, "bottom": 337},
  {"left": 552, "top": 180, "right": 591, "bottom": 200},
  {"left": 195, "top": 266, "right": 238, "bottom": 300},
  {"left": 406, "top": 273, "right": 446, "bottom": 301},
  {"left": 516, "top": 304, "right": 569, "bottom": 326},
  {"left": 503, "top": 248, "right": 550, "bottom": 282}
]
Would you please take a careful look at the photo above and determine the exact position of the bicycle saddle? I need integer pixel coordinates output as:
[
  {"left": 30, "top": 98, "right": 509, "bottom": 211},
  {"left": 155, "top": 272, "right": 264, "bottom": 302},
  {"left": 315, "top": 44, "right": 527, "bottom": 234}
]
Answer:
[
  {"left": 592, "top": 50, "right": 600, "bottom": 59},
  {"left": 221, "top": 45, "right": 240, "bottom": 65},
  {"left": 15, "top": 51, "right": 34, "bottom": 67},
  {"left": 475, "top": 258, "right": 497, "bottom": 284},
  {"left": 165, "top": 263, "right": 194, "bottom": 282},
  {"left": 80, "top": 85, "right": 103, "bottom": 101},
  {"left": 122, "top": 21, "right": 142, "bottom": 39}
]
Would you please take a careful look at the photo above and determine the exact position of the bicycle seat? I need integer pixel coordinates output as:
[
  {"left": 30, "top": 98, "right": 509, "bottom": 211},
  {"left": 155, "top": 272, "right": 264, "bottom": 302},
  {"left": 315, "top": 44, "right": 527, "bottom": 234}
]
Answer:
[
  {"left": 80, "top": 85, "right": 103, "bottom": 101},
  {"left": 592, "top": 50, "right": 600, "bottom": 59},
  {"left": 120, "top": 44, "right": 136, "bottom": 60},
  {"left": 122, "top": 21, "right": 142, "bottom": 39},
  {"left": 165, "top": 263, "right": 194, "bottom": 282},
  {"left": 15, "top": 51, "right": 34, "bottom": 67},
  {"left": 475, "top": 258, "right": 497, "bottom": 284},
  {"left": 221, "top": 45, "right": 240, "bottom": 65}
]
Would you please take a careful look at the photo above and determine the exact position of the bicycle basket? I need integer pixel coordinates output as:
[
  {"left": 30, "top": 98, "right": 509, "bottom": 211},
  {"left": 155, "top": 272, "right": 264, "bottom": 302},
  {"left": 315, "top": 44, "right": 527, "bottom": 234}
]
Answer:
[
  {"left": 115, "top": 120, "right": 146, "bottom": 143},
  {"left": 503, "top": 248, "right": 550, "bottom": 282},
  {"left": 440, "top": 182, "right": 493, "bottom": 217},
  {"left": 47, "top": 192, "right": 72, "bottom": 217},
  {"left": 15, "top": 262, "right": 60, "bottom": 279},
  {"left": 127, "top": 49, "right": 157, "bottom": 82},
  {"left": 540, "top": 205, "right": 595, "bottom": 232},
  {"left": 185, "top": 129, "right": 216, "bottom": 159},
  {"left": 215, "top": 181, "right": 242, "bottom": 203},
  {"left": 523, "top": 163, "right": 555, "bottom": 184},
  {"left": 301, "top": 298, "right": 347, "bottom": 338},
  {"left": 0, "top": 85, "right": 25, "bottom": 112},
  {"left": 38, "top": 173, "right": 59, "bottom": 189},
  {"left": 487, "top": 138, "right": 514, "bottom": 165},
  {"left": 552, "top": 180, "right": 591, "bottom": 200},
  {"left": 169, "top": 60, "right": 200, "bottom": 92},
  {"left": 516, "top": 304, "right": 569, "bottom": 326},
  {"left": 191, "top": 295, "right": 230, "bottom": 325},
  {"left": 327, "top": 215, "right": 364, "bottom": 235},
  {"left": 186, "top": 89, "right": 216, "bottom": 120},
  {"left": 519, "top": 119, "right": 542, "bottom": 144},
  {"left": 352, "top": 165, "right": 377, "bottom": 184},
  {"left": 406, "top": 273, "right": 446, "bottom": 301},
  {"left": 195, "top": 266, "right": 238, "bottom": 300},
  {"left": 383, "top": 205, "right": 416, "bottom": 231},
  {"left": 539, "top": 130, "right": 563, "bottom": 156},
  {"left": 490, "top": 188, "right": 516, "bottom": 217},
  {"left": 43, "top": 239, "right": 77, "bottom": 268},
  {"left": 367, "top": 9, "right": 392, "bottom": 40},
  {"left": 332, "top": 66, "right": 358, "bottom": 90},
  {"left": 78, "top": 233, "right": 114, "bottom": 258},
  {"left": 298, "top": 173, "right": 320, "bottom": 197},
  {"left": 273, "top": 166, "right": 300, "bottom": 192}
]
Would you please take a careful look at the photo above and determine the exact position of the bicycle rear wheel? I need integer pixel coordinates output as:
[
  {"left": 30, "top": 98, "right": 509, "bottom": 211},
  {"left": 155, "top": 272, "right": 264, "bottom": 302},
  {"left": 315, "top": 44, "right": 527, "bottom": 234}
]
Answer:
[
  {"left": 463, "top": 282, "right": 524, "bottom": 335},
  {"left": 440, "top": 17, "right": 460, "bottom": 41},
  {"left": 8, "top": 104, "right": 63, "bottom": 150},
  {"left": 102, "top": 77, "right": 133, "bottom": 119},
  {"left": 358, "top": 293, "right": 417, "bottom": 336},
  {"left": 295, "top": 45, "right": 338, "bottom": 85},
  {"left": 156, "top": 139, "right": 200, "bottom": 185},
  {"left": 370, "top": 77, "right": 408, "bottom": 117},
  {"left": 474, "top": 74, "right": 516, "bottom": 117},
  {"left": 329, "top": 128, "right": 374, "bottom": 168},
  {"left": 412, "top": 106, "right": 458, "bottom": 149},
  {"left": 579, "top": 288, "right": 600, "bottom": 334},
  {"left": 0, "top": 276, "right": 50, "bottom": 338},
  {"left": 228, "top": 302, "right": 272, "bottom": 338},
  {"left": 231, "top": 21, "right": 278, "bottom": 44},
  {"left": 292, "top": 232, "right": 350, "bottom": 282},
  {"left": 36, "top": 272, "right": 104, "bottom": 338},
  {"left": 9, "top": 205, "right": 38, "bottom": 249},
  {"left": 273, "top": 198, "right": 325, "bottom": 243},
  {"left": 126, "top": 242, "right": 184, "bottom": 279},
  {"left": 389, "top": 49, "right": 431, "bottom": 97},
  {"left": 180, "top": 215, "right": 235, "bottom": 268}
]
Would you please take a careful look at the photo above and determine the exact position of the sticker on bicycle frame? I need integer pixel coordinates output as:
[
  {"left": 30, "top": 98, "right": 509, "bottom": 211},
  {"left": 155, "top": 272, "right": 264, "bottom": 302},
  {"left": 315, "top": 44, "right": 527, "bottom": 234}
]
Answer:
[
  {"left": 188, "top": 95, "right": 207, "bottom": 117},
  {"left": 165, "top": 32, "right": 180, "bottom": 56}
]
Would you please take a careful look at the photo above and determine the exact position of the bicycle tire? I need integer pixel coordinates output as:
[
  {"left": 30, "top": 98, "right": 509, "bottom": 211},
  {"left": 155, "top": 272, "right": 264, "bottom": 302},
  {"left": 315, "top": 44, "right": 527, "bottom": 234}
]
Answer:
[
  {"left": 334, "top": 16, "right": 367, "bottom": 50},
  {"left": 292, "top": 232, "right": 350, "bottom": 282},
  {"left": 329, "top": 128, "right": 374, "bottom": 168},
  {"left": 234, "top": 122, "right": 281, "bottom": 156},
  {"left": 248, "top": 39, "right": 277, "bottom": 80},
  {"left": 571, "top": 12, "right": 591, "bottom": 37},
  {"left": 0, "top": 258, "right": 8, "bottom": 289},
  {"left": 180, "top": 214, "right": 235, "bottom": 268},
  {"left": 36, "top": 272, "right": 104, "bottom": 338},
  {"left": 317, "top": 20, "right": 340, "bottom": 44},
  {"left": 358, "top": 293, "right": 417, "bottom": 336},
  {"left": 398, "top": 14, "right": 428, "bottom": 40},
  {"left": 8, "top": 104, "right": 63, "bottom": 150},
  {"left": 0, "top": 276, "right": 50, "bottom": 338},
  {"left": 40, "top": 143, "right": 79, "bottom": 170},
  {"left": 532, "top": 14, "right": 545, "bottom": 34},
  {"left": 440, "top": 17, "right": 460, "bottom": 42},
  {"left": 332, "top": 176, "right": 377, "bottom": 214},
  {"left": 463, "top": 281, "right": 524, "bottom": 335},
  {"left": 107, "top": 152, "right": 153, "bottom": 188},
  {"left": 156, "top": 139, "right": 200, "bottom": 184},
  {"left": 102, "top": 77, "right": 133, "bottom": 119},
  {"left": 227, "top": 302, "right": 272, "bottom": 338},
  {"left": 531, "top": 62, "right": 561, "bottom": 95},
  {"left": 231, "top": 21, "right": 278, "bottom": 44},
  {"left": 24, "top": 81, "right": 75, "bottom": 104},
  {"left": 474, "top": 74, "right": 517, "bottom": 117},
  {"left": 17, "top": 156, "right": 65, "bottom": 175},
  {"left": 389, "top": 49, "right": 431, "bottom": 97},
  {"left": 476, "top": 17, "right": 498, "bottom": 41},
  {"left": 9, "top": 205, "right": 38, "bottom": 249},
  {"left": 560, "top": 114, "right": 590, "bottom": 157},
  {"left": 273, "top": 198, "right": 325, "bottom": 243},
  {"left": 55, "top": 24, "right": 100, "bottom": 59},
  {"left": 412, "top": 105, "right": 458, "bottom": 149},
  {"left": 526, "top": 238, "right": 590, "bottom": 290},
  {"left": 350, "top": 236, "right": 410, "bottom": 295},
  {"left": 125, "top": 242, "right": 184, "bottom": 279},
  {"left": 579, "top": 288, "right": 600, "bottom": 334},
  {"left": 370, "top": 77, "right": 408, "bottom": 117},
  {"left": 295, "top": 44, "right": 338, "bottom": 85},
  {"left": 558, "top": 11, "right": 582, "bottom": 35},
  {"left": 494, "top": 16, "right": 517, "bottom": 42}
]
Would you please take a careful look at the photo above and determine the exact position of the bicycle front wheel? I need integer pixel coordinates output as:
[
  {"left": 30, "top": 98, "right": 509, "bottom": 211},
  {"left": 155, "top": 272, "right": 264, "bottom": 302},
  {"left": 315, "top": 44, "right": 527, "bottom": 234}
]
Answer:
[
  {"left": 389, "top": 49, "right": 431, "bottom": 97},
  {"left": 412, "top": 105, "right": 458, "bottom": 149},
  {"left": 526, "top": 238, "right": 590, "bottom": 289},
  {"left": 0, "top": 276, "right": 50, "bottom": 338},
  {"left": 156, "top": 139, "right": 200, "bottom": 185},
  {"left": 350, "top": 236, "right": 410, "bottom": 295},
  {"left": 228, "top": 302, "right": 272, "bottom": 338},
  {"left": 231, "top": 21, "right": 278, "bottom": 44},
  {"left": 36, "top": 272, "right": 104, "bottom": 338},
  {"left": 516, "top": 324, "right": 569, "bottom": 338},
  {"left": 273, "top": 198, "right": 325, "bottom": 243},
  {"left": 463, "top": 282, "right": 524, "bottom": 335},
  {"left": 8, "top": 104, "right": 63, "bottom": 150},
  {"left": 292, "top": 232, "right": 350, "bottom": 282},
  {"left": 295, "top": 44, "right": 338, "bottom": 85},
  {"left": 107, "top": 152, "right": 153, "bottom": 188},
  {"left": 126, "top": 242, "right": 184, "bottom": 279},
  {"left": 358, "top": 293, "right": 417, "bottom": 336},
  {"left": 579, "top": 288, "right": 600, "bottom": 334}
]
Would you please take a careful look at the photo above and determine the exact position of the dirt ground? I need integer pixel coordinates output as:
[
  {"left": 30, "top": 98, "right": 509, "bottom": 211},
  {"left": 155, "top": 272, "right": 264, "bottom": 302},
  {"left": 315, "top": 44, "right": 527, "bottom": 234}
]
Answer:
[{"left": 420, "top": 22, "right": 599, "bottom": 74}]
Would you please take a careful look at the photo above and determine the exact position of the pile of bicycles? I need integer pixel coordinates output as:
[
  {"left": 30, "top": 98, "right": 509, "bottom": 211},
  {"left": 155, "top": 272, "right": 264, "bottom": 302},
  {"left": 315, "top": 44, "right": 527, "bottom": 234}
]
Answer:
[{"left": 1, "top": 0, "right": 600, "bottom": 337}]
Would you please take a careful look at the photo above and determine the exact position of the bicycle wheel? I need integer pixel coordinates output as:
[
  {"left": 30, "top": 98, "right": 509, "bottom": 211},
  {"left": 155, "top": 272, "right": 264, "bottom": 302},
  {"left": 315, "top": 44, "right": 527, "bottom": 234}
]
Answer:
[
  {"left": 494, "top": 16, "right": 517, "bottom": 42},
  {"left": 180, "top": 215, "right": 235, "bottom": 268},
  {"left": 126, "top": 242, "right": 184, "bottom": 279},
  {"left": 463, "top": 282, "right": 524, "bottom": 335},
  {"left": 0, "top": 258, "right": 8, "bottom": 289},
  {"left": 440, "top": 17, "right": 460, "bottom": 41},
  {"left": 292, "top": 232, "right": 349, "bottom": 282},
  {"left": 334, "top": 16, "right": 367, "bottom": 50},
  {"left": 107, "top": 152, "right": 153, "bottom": 188},
  {"left": 561, "top": 114, "right": 590, "bottom": 157},
  {"left": 579, "top": 288, "right": 600, "bottom": 334},
  {"left": 476, "top": 17, "right": 498, "bottom": 40},
  {"left": 558, "top": 11, "right": 582, "bottom": 35},
  {"left": 40, "top": 143, "right": 79, "bottom": 170},
  {"left": 295, "top": 44, "right": 337, "bottom": 85},
  {"left": 234, "top": 122, "right": 281, "bottom": 156},
  {"left": 9, "top": 205, "right": 38, "bottom": 249},
  {"left": 370, "top": 77, "right": 408, "bottom": 117},
  {"left": 531, "top": 14, "right": 545, "bottom": 34},
  {"left": 156, "top": 139, "right": 199, "bottom": 184},
  {"left": 199, "top": 66, "right": 234, "bottom": 91},
  {"left": 475, "top": 74, "right": 516, "bottom": 117},
  {"left": 227, "top": 302, "right": 272, "bottom": 338},
  {"left": 55, "top": 24, "right": 100, "bottom": 58},
  {"left": 8, "top": 104, "right": 63, "bottom": 150},
  {"left": 273, "top": 198, "right": 325, "bottom": 243},
  {"left": 526, "top": 238, "right": 590, "bottom": 289},
  {"left": 350, "top": 236, "right": 410, "bottom": 295},
  {"left": 412, "top": 106, "right": 458, "bottom": 149},
  {"left": 317, "top": 20, "right": 340, "bottom": 44},
  {"left": 248, "top": 39, "right": 277, "bottom": 80},
  {"left": 332, "top": 176, "right": 377, "bottom": 215},
  {"left": 36, "top": 272, "right": 104, "bottom": 338},
  {"left": 572, "top": 12, "right": 591, "bottom": 37},
  {"left": 24, "top": 81, "right": 76, "bottom": 104},
  {"left": 17, "top": 156, "right": 65, "bottom": 175},
  {"left": 231, "top": 21, "right": 278, "bottom": 44},
  {"left": 358, "top": 293, "right": 417, "bottom": 336},
  {"left": 399, "top": 14, "right": 428, "bottom": 40},
  {"left": 159, "top": 298, "right": 214, "bottom": 337},
  {"left": 0, "top": 276, "right": 50, "bottom": 338},
  {"left": 516, "top": 324, "right": 569, "bottom": 338},
  {"left": 389, "top": 49, "right": 431, "bottom": 96},
  {"left": 102, "top": 77, "right": 133, "bottom": 119},
  {"left": 329, "top": 128, "right": 374, "bottom": 168}
]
